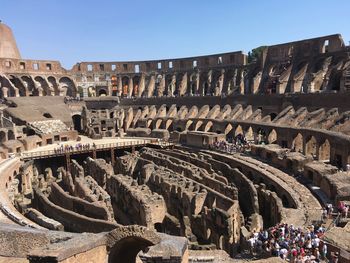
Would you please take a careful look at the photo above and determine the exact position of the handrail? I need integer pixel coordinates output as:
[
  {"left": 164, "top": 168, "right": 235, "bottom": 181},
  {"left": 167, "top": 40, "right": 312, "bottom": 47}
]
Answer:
[
  {"left": 20, "top": 139, "right": 174, "bottom": 160},
  {"left": 325, "top": 213, "right": 341, "bottom": 233}
]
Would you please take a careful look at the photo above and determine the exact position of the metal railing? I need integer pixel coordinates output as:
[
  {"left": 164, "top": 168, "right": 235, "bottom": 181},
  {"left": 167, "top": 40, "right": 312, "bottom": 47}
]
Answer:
[{"left": 20, "top": 139, "right": 174, "bottom": 160}]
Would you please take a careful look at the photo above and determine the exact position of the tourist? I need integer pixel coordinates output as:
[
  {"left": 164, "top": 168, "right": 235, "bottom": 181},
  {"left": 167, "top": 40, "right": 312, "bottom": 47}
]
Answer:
[
  {"left": 248, "top": 222, "right": 327, "bottom": 262},
  {"left": 321, "top": 243, "right": 328, "bottom": 260},
  {"left": 344, "top": 205, "right": 349, "bottom": 218},
  {"left": 332, "top": 252, "right": 339, "bottom": 263}
]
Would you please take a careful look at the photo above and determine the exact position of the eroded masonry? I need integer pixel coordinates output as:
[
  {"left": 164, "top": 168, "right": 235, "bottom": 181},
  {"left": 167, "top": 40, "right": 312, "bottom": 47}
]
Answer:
[{"left": 0, "top": 21, "right": 350, "bottom": 263}]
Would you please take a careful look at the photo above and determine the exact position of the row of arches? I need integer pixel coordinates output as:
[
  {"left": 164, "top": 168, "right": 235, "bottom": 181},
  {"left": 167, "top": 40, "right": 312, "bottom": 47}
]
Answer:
[
  {"left": 0, "top": 129, "right": 15, "bottom": 143},
  {"left": 174, "top": 119, "right": 334, "bottom": 164},
  {"left": 80, "top": 68, "right": 244, "bottom": 98},
  {"left": 0, "top": 75, "right": 77, "bottom": 98}
]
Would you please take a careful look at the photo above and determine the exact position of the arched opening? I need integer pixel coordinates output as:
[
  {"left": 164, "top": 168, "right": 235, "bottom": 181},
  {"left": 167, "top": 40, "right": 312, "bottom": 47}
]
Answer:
[
  {"left": 329, "top": 71, "right": 342, "bottom": 91},
  {"left": 59, "top": 77, "right": 77, "bottom": 97},
  {"left": 305, "top": 136, "right": 317, "bottom": 159},
  {"left": 0, "top": 131, "right": 7, "bottom": 143},
  {"left": 318, "top": 139, "right": 330, "bottom": 162},
  {"left": 108, "top": 236, "right": 154, "bottom": 263},
  {"left": 77, "top": 86, "right": 84, "bottom": 97},
  {"left": 48, "top": 76, "right": 59, "bottom": 96},
  {"left": 132, "top": 76, "right": 140, "bottom": 97},
  {"left": 34, "top": 76, "right": 51, "bottom": 96},
  {"left": 191, "top": 82, "right": 196, "bottom": 95},
  {"left": 122, "top": 76, "right": 130, "bottom": 97},
  {"left": 155, "top": 119, "right": 162, "bottom": 129},
  {"left": 245, "top": 127, "right": 254, "bottom": 142},
  {"left": 257, "top": 128, "right": 266, "bottom": 144},
  {"left": 224, "top": 124, "right": 233, "bottom": 136},
  {"left": 8, "top": 130, "right": 15, "bottom": 140},
  {"left": 88, "top": 86, "right": 95, "bottom": 97},
  {"left": 234, "top": 125, "right": 243, "bottom": 137},
  {"left": 21, "top": 75, "right": 37, "bottom": 96},
  {"left": 270, "top": 113, "right": 277, "bottom": 121},
  {"left": 165, "top": 119, "right": 173, "bottom": 130},
  {"left": 9, "top": 75, "right": 26, "bottom": 97},
  {"left": 281, "top": 195, "right": 290, "bottom": 208},
  {"left": 267, "top": 129, "right": 277, "bottom": 144},
  {"left": 43, "top": 113, "right": 52, "bottom": 118},
  {"left": 185, "top": 120, "right": 193, "bottom": 131},
  {"left": 98, "top": 89, "right": 107, "bottom": 97},
  {"left": 203, "top": 82, "right": 209, "bottom": 95},
  {"left": 154, "top": 223, "right": 162, "bottom": 232},
  {"left": 72, "top": 114, "right": 82, "bottom": 132},
  {"left": 292, "top": 133, "right": 303, "bottom": 153},
  {"left": 204, "top": 121, "right": 213, "bottom": 132}
]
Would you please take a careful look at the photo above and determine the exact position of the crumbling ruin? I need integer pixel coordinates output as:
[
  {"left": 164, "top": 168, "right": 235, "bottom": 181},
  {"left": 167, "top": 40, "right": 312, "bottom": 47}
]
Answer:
[{"left": 0, "top": 21, "right": 350, "bottom": 263}]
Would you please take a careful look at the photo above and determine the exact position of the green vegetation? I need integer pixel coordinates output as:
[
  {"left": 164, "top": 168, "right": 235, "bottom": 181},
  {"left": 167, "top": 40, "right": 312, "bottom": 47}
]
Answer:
[{"left": 248, "top": 46, "right": 268, "bottom": 63}]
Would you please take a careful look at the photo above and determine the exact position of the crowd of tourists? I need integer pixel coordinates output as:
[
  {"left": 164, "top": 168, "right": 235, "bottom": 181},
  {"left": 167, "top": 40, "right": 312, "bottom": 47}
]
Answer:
[
  {"left": 53, "top": 143, "right": 95, "bottom": 154},
  {"left": 64, "top": 96, "right": 83, "bottom": 103},
  {"left": 322, "top": 202, "right": 349, "bottom": 221},
  {"left": 210, "top": 134, "right": 250, "bottom": 153},
  {"left": 248, "top": 223, "right": 330, "bottom": 262}
]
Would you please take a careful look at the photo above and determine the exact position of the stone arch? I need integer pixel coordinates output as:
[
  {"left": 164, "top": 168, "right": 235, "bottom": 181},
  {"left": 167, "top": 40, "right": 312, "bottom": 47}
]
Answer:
[
  {"left": 9, "top": 75, "right": 26, "bottom": 97},
  {"left": 267, "top": 129, "right": 277, "bottom": 144},
  {"left": 72, "top": 114, "right": 82, "bottom": 132},
  {"left": 185, "top": 120, "right": 193, "bottom": 131},
  {"left": 224, "top": 123, "right": 233, "bottom": 135},
  {"left": 305, "top": 136, "right": 317, "bottom": 158},
  {"left": 165, "top": 119, "right": 173, "bottom": 130},
  {"left": 59, "top": 77, "right": 77, "bottom": 97},
  {"left": 245, "top": 127, "right": 254, "bottom": 141},
  {"left": 204, "top": 121, "right": 213, "bottom": 132},
  {"left": 155, "top": 119, "right": 162, "bottom": 129},
  {"left": 235, "top": 125, "right": 243, "bottom": 137},
  {"left": 106, "top": 226, "right": 159, "bottom": 263},
  {"left": 292, "top": 133, "right": 303, "bottom": 153},
  {"left": 98, "top": 88, "right": 107, "bottom": 96},
  {"left": 203, "top": 81, "right": 210, "bottom": 95},
  {"left": 270, "top": 112, "right": 278, "bottom": 121},
  {"left": 318, "top": 139, "right": 330, "bottom": 162},
  {"left": 165, "top": 74, "right": 174, "bottom": 96},
  {"left": 7, "top": 130, "right": 15, "bottom": 140},
  {"left": 194, "top": 121, "right": 203, "bottom": 131},
  {"left": 34, "top": 76, "right": 51, "bottom": 96},
  {"left": 257, "top": 127, "right": 267, "bottom": 144},
  {"left": 122, "top": 76, "right": 129, "bottom": 97},
  {"left": 281, "top": 195, "right": 290, "bottom": 208},
  {"left": 47, "top": 76, "right": 60, "bottom": 96},
  {"left": 108, "top": 236, "right": 153, "bottom": 263},
  {"left": 0, "top": 130, "right": 7, "bottom": 143},
  {"left": 88, "top": 86, "right": 95, "bottom": 97},
  {"left": 190, "top": 82, "right": 196, "bottom": 95},
  {"left": 21, "top": 75, "right": 37, "bottom": 96},
  {"left": 132, "top": 76, "right": 140, "bottom": 97}
]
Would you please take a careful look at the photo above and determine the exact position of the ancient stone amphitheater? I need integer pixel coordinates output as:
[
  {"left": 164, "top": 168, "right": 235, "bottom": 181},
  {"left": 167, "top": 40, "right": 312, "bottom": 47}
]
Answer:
[{"left": 0, "top": 21, "right": 350, "bottom": 263}]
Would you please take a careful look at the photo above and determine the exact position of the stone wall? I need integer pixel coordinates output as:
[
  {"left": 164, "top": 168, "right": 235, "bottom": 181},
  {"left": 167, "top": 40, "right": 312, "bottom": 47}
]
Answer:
[
  {"left": 33, "top": 188, "right": 118, "bottom": 233},
  {"left": 106, "top": 174, "right": 166, "bottom": 228},
  {"left": 49, "top": 182, "right": 111, "bottom": 221}
]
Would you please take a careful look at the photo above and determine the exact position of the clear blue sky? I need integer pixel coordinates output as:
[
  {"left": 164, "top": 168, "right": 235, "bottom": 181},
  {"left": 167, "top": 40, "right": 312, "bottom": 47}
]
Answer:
[{"left": 2, "top": 0, "right": 350, "bottom": 69}]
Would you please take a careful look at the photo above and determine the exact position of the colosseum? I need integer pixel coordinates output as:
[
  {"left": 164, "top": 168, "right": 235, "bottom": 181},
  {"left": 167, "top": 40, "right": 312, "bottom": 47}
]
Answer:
[{"left": 0, "top": 21, "right": 350, "bottom": 263}]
